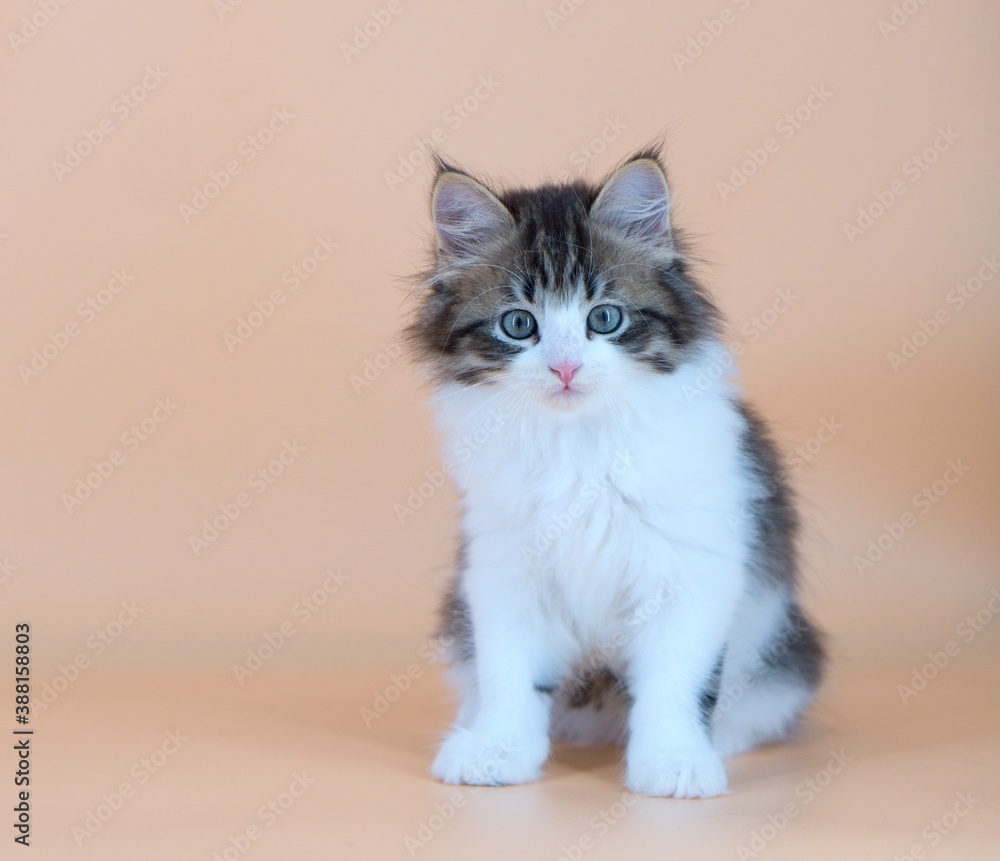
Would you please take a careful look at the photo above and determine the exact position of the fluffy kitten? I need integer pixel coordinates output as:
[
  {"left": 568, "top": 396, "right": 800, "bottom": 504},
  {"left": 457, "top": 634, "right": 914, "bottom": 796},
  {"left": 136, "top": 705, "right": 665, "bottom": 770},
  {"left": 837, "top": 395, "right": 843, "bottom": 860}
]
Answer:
[{"left": 406, "top": 146, "right": 824, "bottom": 798}]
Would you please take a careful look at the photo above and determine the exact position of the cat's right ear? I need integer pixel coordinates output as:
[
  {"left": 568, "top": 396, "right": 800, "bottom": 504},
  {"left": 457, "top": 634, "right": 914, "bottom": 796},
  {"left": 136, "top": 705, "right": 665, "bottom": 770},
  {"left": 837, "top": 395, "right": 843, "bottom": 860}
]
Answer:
[
  {"left": 591, "top": 155, "right": 672, "bottom": 242},
  {"left": 431, "top": 170, "right": 513, "bottom": 259}
]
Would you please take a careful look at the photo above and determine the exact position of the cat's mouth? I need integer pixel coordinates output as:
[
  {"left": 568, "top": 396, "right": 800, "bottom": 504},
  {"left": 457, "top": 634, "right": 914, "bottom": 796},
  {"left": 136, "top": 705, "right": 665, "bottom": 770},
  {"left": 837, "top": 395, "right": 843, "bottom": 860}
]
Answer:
[{"left": 546, "top": 383, "right": 586, "bottom": 406}]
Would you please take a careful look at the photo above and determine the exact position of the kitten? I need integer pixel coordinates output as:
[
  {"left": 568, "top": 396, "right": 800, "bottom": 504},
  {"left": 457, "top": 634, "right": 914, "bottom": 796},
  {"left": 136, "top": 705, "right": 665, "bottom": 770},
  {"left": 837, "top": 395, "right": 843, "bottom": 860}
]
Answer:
[{"left": 405, "top": 146, "right": 824, "bottom": 798}]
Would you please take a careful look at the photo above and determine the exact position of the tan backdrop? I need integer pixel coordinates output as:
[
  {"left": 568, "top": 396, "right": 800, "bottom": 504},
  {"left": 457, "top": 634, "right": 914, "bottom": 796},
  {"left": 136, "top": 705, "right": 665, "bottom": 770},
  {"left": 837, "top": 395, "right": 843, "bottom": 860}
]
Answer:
[{"left": 1, "top": 1, "right": 998, "bottom": 858}]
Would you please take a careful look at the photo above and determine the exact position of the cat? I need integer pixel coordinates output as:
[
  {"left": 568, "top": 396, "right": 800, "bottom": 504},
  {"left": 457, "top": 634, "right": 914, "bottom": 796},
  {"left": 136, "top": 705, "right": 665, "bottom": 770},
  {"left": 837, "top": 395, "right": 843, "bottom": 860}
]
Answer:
[{"left": 404, "top": 145, "right": 824, "bottom": 798}]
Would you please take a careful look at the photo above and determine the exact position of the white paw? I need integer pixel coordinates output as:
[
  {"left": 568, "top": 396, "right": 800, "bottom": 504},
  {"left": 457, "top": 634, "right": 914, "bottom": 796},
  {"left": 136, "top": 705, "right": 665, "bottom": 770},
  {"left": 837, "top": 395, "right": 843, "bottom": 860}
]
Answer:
[
  {"left": 625, "top": 745, "right": 728, "bottom": 798},
  {"left": 430, "top": 727, "right": 547, "bottom": 786}
]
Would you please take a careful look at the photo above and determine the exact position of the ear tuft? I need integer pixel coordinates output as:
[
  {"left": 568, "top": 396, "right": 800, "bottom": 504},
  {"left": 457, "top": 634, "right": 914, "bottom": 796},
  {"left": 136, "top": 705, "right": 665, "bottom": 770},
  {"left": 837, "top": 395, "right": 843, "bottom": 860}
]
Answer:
[
  {"left": 591, "top": 156, "right": 671, "bottom": 241},
  {"left": 431, "top": 171, "right": 513, "bottom": 259}
]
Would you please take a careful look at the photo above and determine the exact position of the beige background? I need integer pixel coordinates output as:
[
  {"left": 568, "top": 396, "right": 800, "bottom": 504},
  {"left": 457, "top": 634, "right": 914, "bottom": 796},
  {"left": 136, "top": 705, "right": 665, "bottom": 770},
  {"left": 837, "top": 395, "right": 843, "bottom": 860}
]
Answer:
[{"left": 1, "top": 0, "right": 998, "bottom": 858}]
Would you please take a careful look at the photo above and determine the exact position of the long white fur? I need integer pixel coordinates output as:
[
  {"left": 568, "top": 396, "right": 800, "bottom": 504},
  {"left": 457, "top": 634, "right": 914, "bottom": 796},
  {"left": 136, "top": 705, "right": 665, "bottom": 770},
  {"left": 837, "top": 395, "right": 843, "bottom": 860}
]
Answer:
[{"left": 425, "top": 269, "right": 811, "bottom": 797}]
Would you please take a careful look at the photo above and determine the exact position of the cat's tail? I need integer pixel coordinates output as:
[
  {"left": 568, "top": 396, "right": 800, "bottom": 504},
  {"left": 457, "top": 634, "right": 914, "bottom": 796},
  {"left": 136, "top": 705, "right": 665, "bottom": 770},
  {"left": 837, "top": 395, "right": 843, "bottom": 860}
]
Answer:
[{"left": 709, "top": 592, "right": 825, "bottom": 757}]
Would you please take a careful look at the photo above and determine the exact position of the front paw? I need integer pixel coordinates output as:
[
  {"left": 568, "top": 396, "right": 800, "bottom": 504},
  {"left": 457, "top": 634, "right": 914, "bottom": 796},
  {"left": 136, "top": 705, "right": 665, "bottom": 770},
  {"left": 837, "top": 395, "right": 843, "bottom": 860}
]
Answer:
[
  {"left": 625, "top": 744, "right": 728, "bottom": 798},
  {"left": 430, "top": 727, "right": 548, "bottom": 786}
]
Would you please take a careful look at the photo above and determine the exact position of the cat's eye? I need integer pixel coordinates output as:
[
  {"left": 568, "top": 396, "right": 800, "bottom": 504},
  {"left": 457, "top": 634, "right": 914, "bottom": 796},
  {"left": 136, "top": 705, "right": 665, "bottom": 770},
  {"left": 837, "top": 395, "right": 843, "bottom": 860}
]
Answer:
[
  {"left": 500, "top": 309, "right": 537, "bottom": 340},
  {"left": 587, "top": 304, "right": 623, "bottom": 335}
]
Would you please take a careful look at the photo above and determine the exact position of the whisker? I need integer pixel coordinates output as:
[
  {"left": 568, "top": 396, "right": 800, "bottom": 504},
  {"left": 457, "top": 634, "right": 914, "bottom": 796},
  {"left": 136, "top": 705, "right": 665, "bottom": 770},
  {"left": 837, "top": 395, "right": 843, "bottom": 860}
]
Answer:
[{"left": 426, "top": 371, "right": 518, "bottom": 406}]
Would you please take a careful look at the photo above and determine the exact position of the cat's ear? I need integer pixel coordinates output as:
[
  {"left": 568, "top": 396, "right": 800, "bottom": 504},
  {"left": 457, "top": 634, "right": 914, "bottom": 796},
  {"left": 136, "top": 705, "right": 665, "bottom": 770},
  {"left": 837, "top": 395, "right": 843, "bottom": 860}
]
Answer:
[
  {"left": 431, "top": 169, "right": 513, "bottom": 259},
  {"left": 591, "top": 155, "right": 671, "bottom": 241}
]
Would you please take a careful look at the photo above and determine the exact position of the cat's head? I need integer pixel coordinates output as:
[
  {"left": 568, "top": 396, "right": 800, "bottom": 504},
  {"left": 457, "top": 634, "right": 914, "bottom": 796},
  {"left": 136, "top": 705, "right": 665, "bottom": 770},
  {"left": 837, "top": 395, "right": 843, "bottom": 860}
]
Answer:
[{"left": 407, "top": 147, "right": 720, "bottom": 412}]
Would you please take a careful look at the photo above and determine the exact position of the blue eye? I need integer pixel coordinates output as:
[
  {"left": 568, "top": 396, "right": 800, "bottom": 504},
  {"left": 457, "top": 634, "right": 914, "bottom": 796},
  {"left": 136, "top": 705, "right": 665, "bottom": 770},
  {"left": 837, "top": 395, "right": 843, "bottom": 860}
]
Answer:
[
  {"left": 500, "top": 309, "right": 537, "bottom": 339},
  {"left": 587, "top": 304, "right": 622, "bottom": 334}
]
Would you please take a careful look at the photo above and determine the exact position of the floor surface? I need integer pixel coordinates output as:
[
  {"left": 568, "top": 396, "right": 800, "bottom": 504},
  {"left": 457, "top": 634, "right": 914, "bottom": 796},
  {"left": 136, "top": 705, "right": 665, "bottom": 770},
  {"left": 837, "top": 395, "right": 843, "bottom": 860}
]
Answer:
[{"left": 28, "top": 660, "right": 1000, "bottom": 860}]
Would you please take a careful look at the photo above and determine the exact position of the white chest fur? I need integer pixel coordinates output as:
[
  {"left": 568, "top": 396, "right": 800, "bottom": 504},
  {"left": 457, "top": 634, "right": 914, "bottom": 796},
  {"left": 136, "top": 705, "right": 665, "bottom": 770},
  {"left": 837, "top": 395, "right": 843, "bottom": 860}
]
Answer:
[{"left": 431, "top": 354, "right": 754, "bottom": 653}]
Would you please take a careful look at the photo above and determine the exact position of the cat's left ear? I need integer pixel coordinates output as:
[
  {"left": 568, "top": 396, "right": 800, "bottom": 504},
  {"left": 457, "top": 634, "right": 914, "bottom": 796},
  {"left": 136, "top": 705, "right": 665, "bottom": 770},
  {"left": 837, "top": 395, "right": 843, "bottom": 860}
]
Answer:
[
  {"left": 431, "top": 169, "right": 514, "bottom": 260},
  {"left": 591, "top": 155, "right": 671, "bottom": 242}
]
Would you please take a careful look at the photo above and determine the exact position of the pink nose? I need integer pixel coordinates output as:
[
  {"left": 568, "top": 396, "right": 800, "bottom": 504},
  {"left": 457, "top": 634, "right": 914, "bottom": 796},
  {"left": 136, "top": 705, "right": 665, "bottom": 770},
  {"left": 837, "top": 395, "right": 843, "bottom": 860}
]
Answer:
[{"left": 549, "top": 362, "right": 581, "bottom": 386}]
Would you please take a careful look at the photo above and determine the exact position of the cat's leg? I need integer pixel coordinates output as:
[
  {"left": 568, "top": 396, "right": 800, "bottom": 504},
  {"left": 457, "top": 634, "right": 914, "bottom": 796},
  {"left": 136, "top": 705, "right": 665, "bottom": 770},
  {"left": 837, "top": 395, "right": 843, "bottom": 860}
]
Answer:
[
  {"left": 711, "top": 596, "right": 824, "bottom": 757},
  {"left": 443, "top": 659, "right": 479, "bottom": 729},
  {"left": 623, "top": 552, "right": 745, "bottom": 798},
  {"left": 435, "top": 575, "right": 479, "bottom": 728},
  {"left": 431, "top": 534, "right": 556, "bottom": 786}
]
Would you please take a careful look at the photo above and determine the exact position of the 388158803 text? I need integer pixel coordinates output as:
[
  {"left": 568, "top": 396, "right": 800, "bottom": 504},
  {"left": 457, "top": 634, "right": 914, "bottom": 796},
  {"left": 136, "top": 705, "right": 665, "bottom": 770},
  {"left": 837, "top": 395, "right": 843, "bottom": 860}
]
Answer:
[{"left": 14, "top": 623, "right": 32, "bottom": 847}]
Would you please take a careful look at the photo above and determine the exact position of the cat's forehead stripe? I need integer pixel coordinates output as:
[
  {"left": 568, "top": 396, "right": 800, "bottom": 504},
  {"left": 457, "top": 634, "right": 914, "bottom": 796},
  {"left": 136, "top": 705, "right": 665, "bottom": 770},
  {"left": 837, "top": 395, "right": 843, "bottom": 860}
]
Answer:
[{"left": 507, "top": 187, "right": 593, "bottom": 300}]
